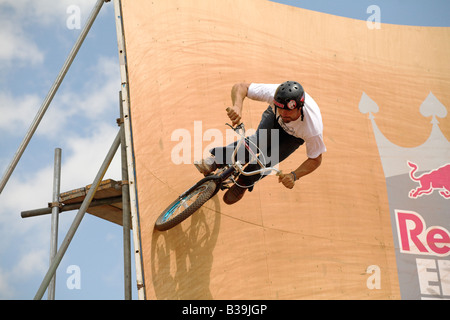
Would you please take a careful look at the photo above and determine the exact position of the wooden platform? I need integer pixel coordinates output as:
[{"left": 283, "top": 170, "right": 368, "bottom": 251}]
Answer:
[{"left": 60, "top": 179, "right": 127, "bottom": 227}]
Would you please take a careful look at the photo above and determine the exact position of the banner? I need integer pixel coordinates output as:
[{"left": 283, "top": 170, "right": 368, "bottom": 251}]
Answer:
[{"left": 360, "top": 92, "right": 450, "bottom": 299}]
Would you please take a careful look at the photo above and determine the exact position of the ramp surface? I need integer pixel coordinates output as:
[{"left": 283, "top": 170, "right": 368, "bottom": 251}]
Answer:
[{"left": 120, "top": 0, "right": 450, "bottom": 299}]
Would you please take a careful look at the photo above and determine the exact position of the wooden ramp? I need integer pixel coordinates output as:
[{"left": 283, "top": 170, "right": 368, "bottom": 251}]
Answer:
[{"left": 119, "top": 0, "right": 450, "bottom": 299}]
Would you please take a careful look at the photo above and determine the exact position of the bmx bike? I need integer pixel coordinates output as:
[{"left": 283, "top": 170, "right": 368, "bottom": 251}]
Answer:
[{"left": 154, "top": 119, "right": 285, "bottom": 231}]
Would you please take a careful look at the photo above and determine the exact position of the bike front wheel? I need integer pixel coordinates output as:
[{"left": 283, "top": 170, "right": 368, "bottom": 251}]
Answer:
[{"left": 154, "top": 180, "right": 217, "bottom": 231}]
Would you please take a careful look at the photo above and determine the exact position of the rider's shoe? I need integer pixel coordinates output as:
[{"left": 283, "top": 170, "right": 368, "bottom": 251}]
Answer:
[
  {"left": 194, "top": 155, "right": 217, "bottom": 176},
  {"left": 223, "top": 183, "right": 246, "bottom": 205}
]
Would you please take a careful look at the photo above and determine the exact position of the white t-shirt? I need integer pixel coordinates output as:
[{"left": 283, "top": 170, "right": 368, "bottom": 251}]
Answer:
[{"left": 247, "top": 83, "right": 326, "bottom": 159}]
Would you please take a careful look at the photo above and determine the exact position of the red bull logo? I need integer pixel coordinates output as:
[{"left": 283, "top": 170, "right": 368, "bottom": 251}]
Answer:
[
  {"left": 407, "top": 161, "right": 450, "bottom": 199},
  {"left": 395, "top": 210, "right": 450, "bottom": 257}
]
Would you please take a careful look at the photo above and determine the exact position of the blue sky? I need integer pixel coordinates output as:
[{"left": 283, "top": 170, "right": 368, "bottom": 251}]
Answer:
[
  {"left": 0, "top": 0, "right": 448, "bottom": 300},
  {"left": 271, "top": 0, "right": 450, "bottom": 26}
]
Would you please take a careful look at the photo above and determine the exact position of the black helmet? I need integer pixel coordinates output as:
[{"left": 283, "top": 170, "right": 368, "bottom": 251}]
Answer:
[{"left": 273, "top": 81, "right": 305, "bottom": 110}]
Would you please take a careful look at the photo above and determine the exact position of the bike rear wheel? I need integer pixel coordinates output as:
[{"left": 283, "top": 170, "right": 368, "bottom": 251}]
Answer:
[{"left": 155, "top": 180, "right": 217, "bottom": 231}]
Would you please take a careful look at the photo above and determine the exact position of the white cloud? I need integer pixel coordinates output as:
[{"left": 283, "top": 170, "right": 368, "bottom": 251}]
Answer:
[
  {"left": 0, "top": 20, "right": 44, "bottom": 67},
  {"left": 0, "top": 0, "right": 101, "bottom": 26},
  {"left": 0, "top": 0, "right": 111, "bottom": 68},
  {"left": 0, "top": 268, "right": 15, "bottom": 299},
  {"left": 0, "top": 124, "right": 121, "bottom": 212},
  {"left": 0, "top": 167, "right": 53, "bottom": 299},
  {"left": 79, "top": 57, "right": 121, "bottom": 118},
  {"left": 0, "top": 55, "right": 120, "bottom": 140},
  {"left": 57, "top": 57, "right": 119, "bottom": 119},
  {"left": 12, "top": 249, "right": 48, "bottom": 279},
  {"left": 61, "top": 122, "right": 122, "bottom": 191},
  {"left": 0, "top": 93, "right": 40, "bottom": 134},
  {"left": 0, "top": 166, "right": 54, "bottom": 242}
]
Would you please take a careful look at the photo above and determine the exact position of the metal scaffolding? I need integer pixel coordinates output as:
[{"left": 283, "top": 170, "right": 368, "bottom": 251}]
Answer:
[{"left": 0, "top": 0, "right": 144, "bottom": 300}]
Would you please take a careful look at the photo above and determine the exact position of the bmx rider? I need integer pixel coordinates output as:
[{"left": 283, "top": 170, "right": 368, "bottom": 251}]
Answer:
[{"left": 194, "top": 81, "right": 326, "bottom": 205}]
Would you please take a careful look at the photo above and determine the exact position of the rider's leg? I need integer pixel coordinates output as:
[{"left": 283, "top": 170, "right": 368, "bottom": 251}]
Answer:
[{"left": 223, "top": 126, "right": 303, "bottom": 204}]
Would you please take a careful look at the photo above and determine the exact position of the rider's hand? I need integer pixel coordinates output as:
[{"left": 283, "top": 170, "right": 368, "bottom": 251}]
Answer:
[
  {"left": 227, "top": 106, "right": 242, "bottom": 126},
  {"left": 278, "top": 172, "right": 295, "bottom": 189}
]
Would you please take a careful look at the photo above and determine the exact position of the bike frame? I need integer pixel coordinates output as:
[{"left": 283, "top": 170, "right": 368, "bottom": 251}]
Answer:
[
  {"left": 229, "top": 123, "right": 281, "bottom": 177},
  {"left": 179, "top": 123, "right": 281, "bottom": 199}
]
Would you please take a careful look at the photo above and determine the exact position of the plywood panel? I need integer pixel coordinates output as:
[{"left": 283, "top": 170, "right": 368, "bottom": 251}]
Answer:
[{"left": 120, "top": 0, "right": 449, "bottom": 299}]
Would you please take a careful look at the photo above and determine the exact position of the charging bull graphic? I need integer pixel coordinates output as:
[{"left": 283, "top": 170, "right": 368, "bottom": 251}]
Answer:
[{"left": 408, "top": 161, "right": 450, "bottom": 199}]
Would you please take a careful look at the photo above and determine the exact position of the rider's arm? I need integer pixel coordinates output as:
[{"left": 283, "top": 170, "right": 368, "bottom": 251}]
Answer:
[
  {"left": 279, "top": 154, "right": 322, "bottom": 189},
  {"left": 293, "top": 154, "right": 322, "bottom": 180},
  {"left": 228, "top": 83, "right": 250, "bottom": 125},
  {"left": 231, "top": 83, "right": 250, "bottom": 107},
  {"left": 228, "top": 83, "right": 280, "bottom": 125}
]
